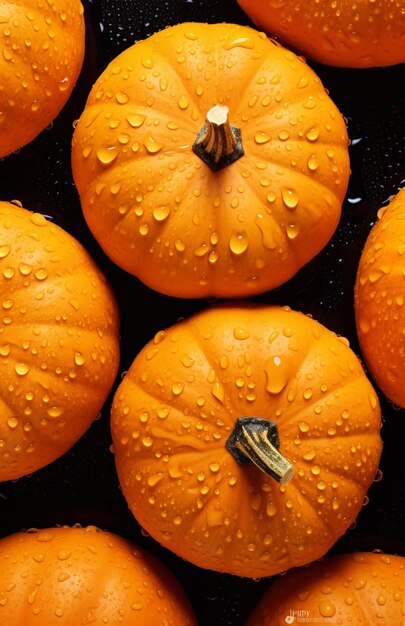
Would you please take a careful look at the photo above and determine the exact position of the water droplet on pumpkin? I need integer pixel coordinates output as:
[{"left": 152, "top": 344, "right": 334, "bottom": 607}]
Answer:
[
  {"left": 211, "top": 381, "right": 225, "bottom": 403},
  {"left": 172, "top": 382, "right": 184, "bottom": 396},
  {"left": 264, "top": 356, "right": 289, "bottom": 395},
  {"left": 286, "top": 223, "right": 299, "bottom": 239},
  {"left": 229, "top": 231, "right": 248, "bottom": 255},
  {"left": 224, "top": 35, "right": 255, "bottom": 50},
  {"left": 266, "top": 502, "right": 277, "bottom": 517},
  {"left": 254, "top": 131, "right": 271, "bottom": 144},
  {"left": 178, "top": 95, "right": 189, "bottom": 110},
  {"left": 144, "top": 135, "right": 163, "bottom": 153},
  {"left": 281, "top": 187, "right": 299, "bottom": 209},
  {"left": 152, "top": 206, "right": 170, "bottom": 221},
  {"left": 96, "top": 146, "right": 118, "bottom": 165},
  {"left": 318, "top": 599, "right": 336, "bottom": 617},
  {"left": 115, "top": 92, "right": 129, "bottom": 104},
  {"left": 233, "top": 327, "right": 250, "bottom": 340},
  {"left": 74, "top": 352, "right": 85, "bottom": 366},
  {"left": 15, "top": 363, "right": 29, "bottom": 376},
  {"left": 57, "top": 550, "right": 71, "bottom": 561},
  {"left": 306, "top": 127, "right": 320, "bottom": 141},
  {"left": 7, "top": 417, "right": 18, "bottom": 429},
  {"left": 307, "top": 154, "right": 319, "bottom": 170}
]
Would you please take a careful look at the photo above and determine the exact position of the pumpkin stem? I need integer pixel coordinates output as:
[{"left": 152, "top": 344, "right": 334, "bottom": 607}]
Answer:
[
  {"left": 226, "top": 417, "right": 294, "bottom": 485},
  {"left": 192, "top": 104, "right": 244, "bottom": 171}
]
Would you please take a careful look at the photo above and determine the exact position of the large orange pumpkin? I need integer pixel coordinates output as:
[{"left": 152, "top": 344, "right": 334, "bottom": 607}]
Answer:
[
  {"left": 236, "top": 0, "right": 405, "bottom": 68},
  {"left": 0, "top": 201, "right": 120, "bottom": 482},
  {"left": 0, "top": 0, "right": 85, "bottom": 158},
  {"left": 72, "top": 22, "right": 350, "bottom": 299},
  {"left": 111, "top": 304, "right": 382, "bottom": 578},
  {"left": 0, "top": 525, "right": 197, "bottom": 625},
  {"left": 245, "top": 551, "right": 405, "bottom": 625},
  {"left": 354, "top": 186, "right": 405, "bottom": 408}
]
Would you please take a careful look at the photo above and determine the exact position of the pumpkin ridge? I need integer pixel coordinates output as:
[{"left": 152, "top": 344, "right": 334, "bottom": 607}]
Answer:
[
  {"left": 0, "top": 344, "right": 116, "bottom": 391},
  {"left": 117, "top": 373, "right": 230, "bottom": 435},
  {"left": 147, "top": 36, "right": 204, "bottom": 114}
]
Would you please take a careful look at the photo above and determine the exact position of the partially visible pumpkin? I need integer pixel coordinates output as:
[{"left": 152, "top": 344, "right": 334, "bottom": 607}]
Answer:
[
  {"left": 0, "top": 0, "right": 85, "bottom": 158},
  {"left": 236, "top": 0, "right": 405, "bottom": 68},
  {"left": 245, "top": 551, "right": 405, "bottom": 625},
  {"left": 72, "top": 22, "right": 350, "bottom": 299},
  {"left": 0, "top": 525, "right": 197, "bottom": 625},
  {"left": 111, "top": 304, "right": 381, "bottom": 578},
  {"left": 0, "top": 201, "right": 119, "bottom": 482},
  {"left": 354, "top": 186, "right": 405, "bottom": 408}
]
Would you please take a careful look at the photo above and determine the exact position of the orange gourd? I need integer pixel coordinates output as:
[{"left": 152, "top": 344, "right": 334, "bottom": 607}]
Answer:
[
  {"left": 0, "top": 201, "right": 119, "bottom": 482},
  {"left": 236, "top": 0, "right": 405, "bottom": 68},
  {"left": 111, "top": 304, "right": 382, "bottom": 578},
  {"left": 72, "top": 22, "right": 350, "bottom": 299},
  {"left": 245, "top": 551, "right": 405, "bottom": 625},
  {"left": 0, "top": 0, "right": 85, "bottom": 158},
  {"left": 355, "top": 187, "right": 405, "bottom": 408},
  {"left": 0, "top": 525, "right": 197, "bottom": 625}
]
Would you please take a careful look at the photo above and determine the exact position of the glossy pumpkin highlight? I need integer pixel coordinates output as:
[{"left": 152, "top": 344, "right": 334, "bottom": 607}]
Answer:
[
  {"left": 72, "top": 22, "right": 350, "bottom": 298},
  {"left": 245, "top": 552, "right": 405, "bottom": 625},
  {"left": 111, "top": 304, "right": 382, "bottom": 578},
  {"left": 0, "top": 202, "right": 120, "bottom": 482},
  {"left": 355, "top": 186, "right": 405, "bottom": 408},
  {"left": 0, "top": 525, "right": 197, "bottom": 625},
  {"left": 0, "top": 0, "right": 85, "bottom": 158},
  {"left": 236, "top": 0, "right": 405, "bottom": 68}
]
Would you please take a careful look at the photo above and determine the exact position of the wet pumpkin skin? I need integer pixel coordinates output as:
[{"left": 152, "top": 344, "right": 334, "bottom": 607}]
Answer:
[
  {"left": 72, "top": 22, "right": 350, "bottom": 299},
  {"left": 0, "top": 202, "right": 120, "bottom": 482},
  {"left": 245, "top": 552, "right": 405, "bottom": 625},
  {"left": 236, "top": 0, "right": 405, "bottom": 68},
  {"left": 111, "top": 304, "right": 382, "bottom": 578},
  {"left": 0, "top": 526, "right": 197, "bottom": 625},
  {"left": 355, "top": 186, "right": 405, "bottom": 409},
  {"left": 0, "top": 0, "right": 85, "bottom": 158}
]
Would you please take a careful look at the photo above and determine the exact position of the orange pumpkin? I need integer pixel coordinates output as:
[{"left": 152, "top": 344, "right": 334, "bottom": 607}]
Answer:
[
  {"left": 72, "top": 22, "right": 350, "bottom": 299},
  {"left": 236, "top": 0, "right": 405, "bottom": 68},
  {"left": 0, "top": 0, "right": 85, "bottom": 158},
  {"left": 111, "top": 304, "right": 382, "bottom": 578},
  {"left": 245, "top": 551, "right": 405, "bottom": 625},
  {"left": 0, "top": 525, "right": 197, "bottom": 625},
  {"left": 0, "top": 201, "right": 119, "bottom": 482},
  {"left": 354, "top": 187, "right": 405, "bottom": 408}
]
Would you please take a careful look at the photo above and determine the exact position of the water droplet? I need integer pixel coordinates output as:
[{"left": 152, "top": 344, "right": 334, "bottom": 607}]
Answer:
[
  {"left": 57, "top": 550, "right": 71, "bottom": 561},
  {"left": 7, "top": 417, "right": 18, "bottom": 429},
  {"left": 233, "top": 326, "right": 250, "bottom": 340},
  {"left": 178, "top": 95, "right": 189, "bottom": 110},
  {"left": 307, "top": 154, "right": 319, "bottom": 171},
  {"left": 96, "top": 146, "right": 118, "bottom": 165},
  {"left": 266, "top": 502, "right": 277, "bottom": 517},
  {"left": 318, "top": 599, "right": 336, "bottom": 617},
  {"left": 115, "top": 92, "right": 129, "bottom": 104},
  {"left": 15, "top": 363, "right": 29, "bottom": 376},
  {"left": 281, "top": 187, "right": 299, "bottom": 209},
  {"left": 152, "top": 206, "right": 170, "bottom": 221},
  {"left": 126, "top": 113, "right": 146, "bottom": 128},
  {"left": 306, "top": 127, "right": 320, "bottom": 141},
  {"left": 172, "top": 382, "right": 184, "bottom": 396},
  {"left": 209, "top": 462, "right": 220, "bottom": 473},
  {"left": 211, "top": 381, "right": 225, "bottom": 403},
  {"left": 286, "top": 223, "right": 299, "bottom": 239},
  {"left": 34, "top": 269, "right": 47, "bottom": 281},
  {"left": 229, "top": 231, "right": 248, "bottom": 255},
  {"left": 254, "top": 131, "right": 271, "bottom": 144},
  {"left": 224, "top": 35, "right": 255, "bottom": 50},
  {"left": 264, "top": 356, "right": 289, "bottom": 395},
  {"left": 144, "top": 135, "right": 163, "bottom": 154},
  {"left": 74, "top": 352, "right": 85, "bottom": 366},
  {"left": 278, "top": 130, "right": 290, "bottom": 141}
]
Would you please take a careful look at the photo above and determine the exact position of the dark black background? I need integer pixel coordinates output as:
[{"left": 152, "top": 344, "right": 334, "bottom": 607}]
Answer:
[{"left": 0, "top": 1, "right": 404, "bottom": 624}]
